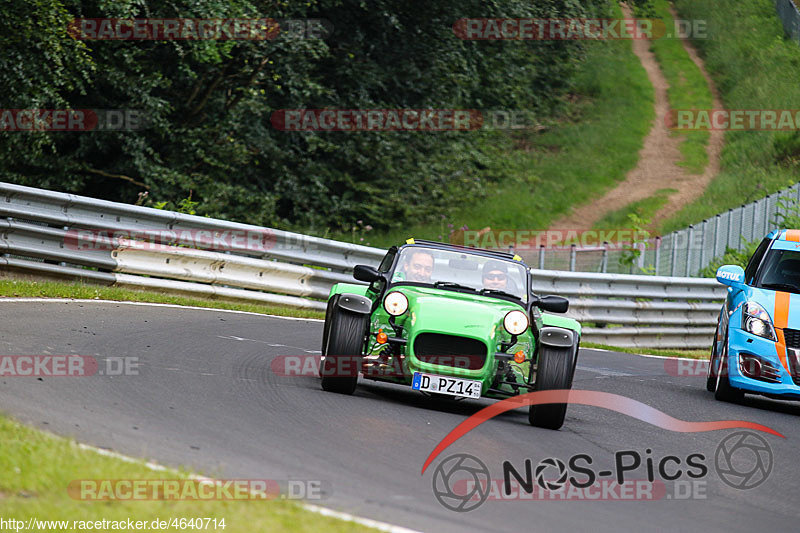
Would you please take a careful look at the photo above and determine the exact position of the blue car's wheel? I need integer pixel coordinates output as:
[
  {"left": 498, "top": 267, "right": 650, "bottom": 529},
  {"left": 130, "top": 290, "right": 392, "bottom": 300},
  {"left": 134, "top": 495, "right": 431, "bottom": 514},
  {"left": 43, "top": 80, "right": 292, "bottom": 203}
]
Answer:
[
  {"left": 706, "top": 325, "right": 720, "bottom": 392},
  {"left": 714, "top": 331, "right": 744, "bottom": 403}
]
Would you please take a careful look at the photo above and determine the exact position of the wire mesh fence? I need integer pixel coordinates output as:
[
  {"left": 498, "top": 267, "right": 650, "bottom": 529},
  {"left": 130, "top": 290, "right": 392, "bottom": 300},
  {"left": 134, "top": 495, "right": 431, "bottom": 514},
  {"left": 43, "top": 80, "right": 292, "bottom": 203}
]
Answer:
[
  {"left": 521, "top": 183, "right": 800, "bottom": 277},
  {"left": 776, "top": 0, "right": 800, "bottom": 44}
]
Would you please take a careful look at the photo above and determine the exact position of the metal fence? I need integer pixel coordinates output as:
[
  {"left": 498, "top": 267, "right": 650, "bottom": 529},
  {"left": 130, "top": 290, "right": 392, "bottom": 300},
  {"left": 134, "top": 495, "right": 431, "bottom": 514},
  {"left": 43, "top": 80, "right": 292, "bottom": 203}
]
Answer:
[
  {"left": 526, "top": 183, "right": 800, "bottom": 277},
  {"left": 0, "top": 181, "right": 723, "bottom": 348},
  {"left": 776, "top": 0, "right": 800, "bottom": 44}
]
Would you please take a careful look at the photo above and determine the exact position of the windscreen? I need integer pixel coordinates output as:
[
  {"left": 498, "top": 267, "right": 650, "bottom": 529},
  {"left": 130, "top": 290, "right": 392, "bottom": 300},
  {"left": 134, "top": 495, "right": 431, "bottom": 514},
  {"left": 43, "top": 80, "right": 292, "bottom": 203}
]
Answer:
[
  {"left": 756, "top": 249, "right": 800, "bottom": 294},
  {"left": 391, "top": 246, "right": 528, "bottom": 301}
]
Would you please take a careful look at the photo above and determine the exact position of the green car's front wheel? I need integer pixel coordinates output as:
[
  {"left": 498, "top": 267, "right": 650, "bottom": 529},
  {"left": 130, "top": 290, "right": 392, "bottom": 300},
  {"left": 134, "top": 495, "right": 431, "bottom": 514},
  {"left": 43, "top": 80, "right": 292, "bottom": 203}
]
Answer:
[
  {"left": 528, "top": 342, "right": 577, "bottom": 430},
  {"left": 320, "top": 306, "right": 368, "bottom": 395}
]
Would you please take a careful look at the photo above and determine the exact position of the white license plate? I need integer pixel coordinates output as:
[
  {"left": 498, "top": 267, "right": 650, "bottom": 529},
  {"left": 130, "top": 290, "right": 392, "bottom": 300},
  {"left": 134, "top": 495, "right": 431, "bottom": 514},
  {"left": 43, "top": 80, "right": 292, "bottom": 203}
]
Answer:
[{"left": 412, "top": 372, "right": 481, "bottom": 399}]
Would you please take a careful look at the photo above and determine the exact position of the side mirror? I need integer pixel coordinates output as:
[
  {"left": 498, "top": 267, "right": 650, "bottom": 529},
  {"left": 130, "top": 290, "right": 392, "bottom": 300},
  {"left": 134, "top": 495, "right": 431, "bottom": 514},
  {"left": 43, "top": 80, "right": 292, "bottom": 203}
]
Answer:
[
  {"left": 534, "top": 295, "right": 569, "bottom": 313},
  {"left": 353, "top": 264, "right": 381, "bottom": 283},
  {"left": 715, "top": 265, "right": 745, "bottom": 288}
]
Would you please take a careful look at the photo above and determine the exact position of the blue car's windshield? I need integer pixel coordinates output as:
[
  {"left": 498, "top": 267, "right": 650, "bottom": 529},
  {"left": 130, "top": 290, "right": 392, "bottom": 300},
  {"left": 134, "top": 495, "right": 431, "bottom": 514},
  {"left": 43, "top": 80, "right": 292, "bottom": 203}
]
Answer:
[
  {"left": 756, "top": 249, "right": 800, "bottom": 294},
  {"left": 391, "top": 246, "right": 528, "bottom": 302}
]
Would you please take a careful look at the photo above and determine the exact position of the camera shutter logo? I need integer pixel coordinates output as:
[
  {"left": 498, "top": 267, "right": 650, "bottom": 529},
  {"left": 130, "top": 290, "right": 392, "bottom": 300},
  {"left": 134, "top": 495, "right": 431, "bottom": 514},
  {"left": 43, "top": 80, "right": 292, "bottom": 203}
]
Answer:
[
  {"left": 431, "top": 453, "right": 490, "bottom": 512},
  {"left": 715, "top": 431, "right": 773, "bottom": 490},
  {"left": 535, "top": 457, "right": 569, "bottom": 491}
]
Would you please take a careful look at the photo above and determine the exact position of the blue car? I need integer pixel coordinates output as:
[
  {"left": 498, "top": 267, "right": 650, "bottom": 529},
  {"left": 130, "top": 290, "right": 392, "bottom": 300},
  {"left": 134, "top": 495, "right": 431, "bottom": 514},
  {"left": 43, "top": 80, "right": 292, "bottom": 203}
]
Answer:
[{"left": 709, "top": 229, "right": 800, "bottom": 402}]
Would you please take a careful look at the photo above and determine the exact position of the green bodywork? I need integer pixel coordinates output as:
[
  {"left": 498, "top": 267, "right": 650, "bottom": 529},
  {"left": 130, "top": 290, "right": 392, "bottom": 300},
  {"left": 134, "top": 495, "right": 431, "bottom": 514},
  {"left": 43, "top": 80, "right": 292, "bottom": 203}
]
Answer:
[{"left": 328, "top": 272, "right": 581, "bottom": 399}]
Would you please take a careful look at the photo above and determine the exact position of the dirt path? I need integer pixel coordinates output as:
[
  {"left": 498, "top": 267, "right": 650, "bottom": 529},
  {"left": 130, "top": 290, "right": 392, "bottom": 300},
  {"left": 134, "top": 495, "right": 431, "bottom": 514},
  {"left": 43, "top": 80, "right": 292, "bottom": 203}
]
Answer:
[
  {"left": 550, "top": 2, "right": 723, "bottom": 231},
  {"left": 652, "top": 4, "right": 724, "bottom": 224}
]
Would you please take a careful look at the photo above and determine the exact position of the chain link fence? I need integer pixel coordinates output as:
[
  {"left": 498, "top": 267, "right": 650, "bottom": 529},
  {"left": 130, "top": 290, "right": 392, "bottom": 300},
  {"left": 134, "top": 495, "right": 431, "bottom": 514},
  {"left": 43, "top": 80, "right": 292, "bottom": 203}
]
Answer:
[
  {"left": 517, "top": 183, "right": 800, "bottom": 277},
  {"left": 776, "top": 0, "right": 800, "bottom": 44}
]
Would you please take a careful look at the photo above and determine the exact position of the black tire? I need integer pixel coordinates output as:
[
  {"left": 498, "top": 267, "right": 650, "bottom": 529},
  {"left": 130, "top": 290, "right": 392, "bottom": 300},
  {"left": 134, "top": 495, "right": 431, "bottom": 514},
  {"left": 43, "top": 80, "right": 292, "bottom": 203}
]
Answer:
[
  {"left": 320, "top": 306, "right": 368, "bottom": 395},
  {"left": 319, "top": 296, "right": 338, "bottom": 376},
  {"left": 529, "top": 341, "right": 577, "bottom": 430},
  {"left": 714, "top": 331, "right": 744, "bottom": 403},
  {"left": 706, "top": 325, "right": 720, "bottom": 392}
]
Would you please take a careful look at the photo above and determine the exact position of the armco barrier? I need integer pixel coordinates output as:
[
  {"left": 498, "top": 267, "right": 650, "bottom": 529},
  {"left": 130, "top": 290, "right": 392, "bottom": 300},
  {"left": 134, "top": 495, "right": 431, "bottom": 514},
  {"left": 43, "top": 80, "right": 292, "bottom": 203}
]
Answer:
[
  {"left": 0, "top": 182, "right": 724, "bottom": 348},
  {"left": 530, "top": 270, "right": 725, "bottom": 349}
]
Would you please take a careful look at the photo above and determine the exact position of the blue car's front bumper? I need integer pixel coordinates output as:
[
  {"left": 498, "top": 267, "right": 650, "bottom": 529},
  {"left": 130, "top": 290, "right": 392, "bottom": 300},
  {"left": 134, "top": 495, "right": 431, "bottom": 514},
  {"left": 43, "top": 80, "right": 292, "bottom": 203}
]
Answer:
[{"left": 727, "top": 327, "right": 800, "bottom": 399}]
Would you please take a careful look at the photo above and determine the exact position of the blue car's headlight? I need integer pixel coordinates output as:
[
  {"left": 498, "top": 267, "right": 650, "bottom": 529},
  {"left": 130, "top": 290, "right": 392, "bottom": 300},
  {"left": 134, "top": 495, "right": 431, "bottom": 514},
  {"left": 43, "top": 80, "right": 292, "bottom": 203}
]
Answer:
[{"left": 742, "top": 301, "right": 777, "bottom": 341}]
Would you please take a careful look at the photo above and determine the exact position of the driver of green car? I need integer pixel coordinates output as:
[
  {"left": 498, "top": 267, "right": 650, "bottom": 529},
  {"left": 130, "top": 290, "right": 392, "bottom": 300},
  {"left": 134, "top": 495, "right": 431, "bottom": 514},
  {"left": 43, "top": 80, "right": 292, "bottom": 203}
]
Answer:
[{"left": 394, "top": 249, "right": 435, "bottom": 283}]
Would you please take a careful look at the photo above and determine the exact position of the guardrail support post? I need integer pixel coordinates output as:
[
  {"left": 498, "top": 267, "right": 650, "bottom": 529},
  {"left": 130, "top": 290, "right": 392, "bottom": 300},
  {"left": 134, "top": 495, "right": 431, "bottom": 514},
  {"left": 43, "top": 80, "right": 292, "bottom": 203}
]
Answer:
[
  {"left": 726, "top": 209, "right": 733, "bottom": 251},
  {"left": 685, "top": 225, "right": 694, "bottom": 277},
  {"left": 601, "top": 242, "right": 608, "bottom": 273},
  {"left": 670, "top": 234, "right": 678, "bottom": 277},
  {"left": 654, "top": 236, "right": 661, "bottom": 275},
  {"left": 699, "top": 219, "right": 708, "bottom": 272},
  {"left": 763, "top": 194, "right": 771, "bottom": 237},
  {"left": 569, "top": 244, "right": 576, "bottom": 272},
  {"left": 538, "top": 245, "right": 545, "bottom": 270},
  {"left": 713, "top": 214, "right": 720, "bottom": 259},
  {"left": 752, "top": 199, "right": 761, "bottom": 243}
]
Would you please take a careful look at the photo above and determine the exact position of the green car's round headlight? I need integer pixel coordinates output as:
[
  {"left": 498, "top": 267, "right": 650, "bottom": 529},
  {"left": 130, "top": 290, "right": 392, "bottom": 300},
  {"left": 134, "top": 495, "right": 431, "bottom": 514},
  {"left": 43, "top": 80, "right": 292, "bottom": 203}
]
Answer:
[
  {"left": 504, "top": 310, "right": 528, "bottom": 335},
  {"left": 383, "top": 291, "right": 409, "bottom": 316}
]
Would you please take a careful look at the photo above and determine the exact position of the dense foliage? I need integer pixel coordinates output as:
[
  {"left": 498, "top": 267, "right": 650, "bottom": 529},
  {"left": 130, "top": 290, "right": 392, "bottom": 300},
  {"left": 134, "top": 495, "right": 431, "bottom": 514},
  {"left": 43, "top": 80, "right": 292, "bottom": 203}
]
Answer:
[{"left": 1, "top": 0, "right": 613, "bottom": 233}]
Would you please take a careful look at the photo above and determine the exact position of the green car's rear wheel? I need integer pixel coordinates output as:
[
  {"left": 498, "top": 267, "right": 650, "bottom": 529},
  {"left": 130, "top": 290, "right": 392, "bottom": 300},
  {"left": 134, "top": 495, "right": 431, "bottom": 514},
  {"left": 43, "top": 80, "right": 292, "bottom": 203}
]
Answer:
[
  {"left": 528, "top": 342, "right": 577, "bottom": 430},
  {"left": 320, "top": 305, "right": 368, "bottom": 395}
]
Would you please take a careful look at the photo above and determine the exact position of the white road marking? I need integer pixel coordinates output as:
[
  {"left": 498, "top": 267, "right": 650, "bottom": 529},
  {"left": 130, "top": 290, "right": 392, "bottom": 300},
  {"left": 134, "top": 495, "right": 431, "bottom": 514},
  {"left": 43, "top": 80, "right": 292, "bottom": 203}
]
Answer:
[
  {"left": 72, "top": 442, "right": 422, "bottom": 533},
  {"left": 217, "top": 334, "right": 321, "bottom": 353},
  {"left": 0, "top": 298, "right": 323, "bottom": 322},
  {"left": 576, "top": 365, "right": 634, "bottom": 377}
]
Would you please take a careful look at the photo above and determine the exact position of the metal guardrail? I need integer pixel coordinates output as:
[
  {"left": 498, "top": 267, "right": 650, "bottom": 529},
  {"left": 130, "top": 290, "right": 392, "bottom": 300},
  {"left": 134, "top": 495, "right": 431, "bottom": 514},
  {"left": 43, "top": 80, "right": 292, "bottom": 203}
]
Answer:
[
  {"left": 530, "top": 270, "right": 724, "bottom": 349},
  {"left": 0, "top": 182, "right": 724, "bottom": 348}
]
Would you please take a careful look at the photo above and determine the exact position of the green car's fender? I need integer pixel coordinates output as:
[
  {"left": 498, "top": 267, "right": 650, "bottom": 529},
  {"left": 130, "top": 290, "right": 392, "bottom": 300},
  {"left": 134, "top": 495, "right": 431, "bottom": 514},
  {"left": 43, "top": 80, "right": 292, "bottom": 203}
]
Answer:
[
  {"left": 328, "top": 282, "right": 370, "bottom": 299},
  {"left": 541, "top": 312, "right": 581, "bottom": 337}
]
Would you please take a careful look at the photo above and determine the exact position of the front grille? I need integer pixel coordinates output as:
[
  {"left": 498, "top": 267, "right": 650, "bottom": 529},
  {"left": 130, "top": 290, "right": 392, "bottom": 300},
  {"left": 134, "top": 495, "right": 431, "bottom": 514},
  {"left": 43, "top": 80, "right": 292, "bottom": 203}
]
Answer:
[
  {"left": 787, "top": 348, "right": 800, "bottom": 386},
  {"left": 413, "top": 333, "right": 487, "bottom": 370},
  {"left": 783, "top": 328, "right": 800, "bottom": 349}
]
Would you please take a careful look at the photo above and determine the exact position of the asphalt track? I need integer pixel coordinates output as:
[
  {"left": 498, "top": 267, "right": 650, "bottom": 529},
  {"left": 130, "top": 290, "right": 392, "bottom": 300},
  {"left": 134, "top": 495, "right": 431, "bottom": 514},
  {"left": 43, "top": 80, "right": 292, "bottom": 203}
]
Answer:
[{"left": 1, "top": 300, "right": 799, "bottom": 532}]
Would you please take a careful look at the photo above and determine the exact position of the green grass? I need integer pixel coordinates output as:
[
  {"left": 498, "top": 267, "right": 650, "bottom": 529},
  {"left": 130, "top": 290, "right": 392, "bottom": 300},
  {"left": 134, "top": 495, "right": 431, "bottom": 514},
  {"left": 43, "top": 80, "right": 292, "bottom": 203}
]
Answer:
[
  {"left": 639, "top": 0, "right": 713, "bottom": 176},
  {"left": 0, "top": 415, "right": 376, "bottom": 532},
  {"left": 366, "top": 3, "right": 654, "bottom": 248},
  {"left": 661, "top": 0, "right": 800, "bottom": 233},
  {"left": 583, "top": 341, "right": 708, "bottom": 359},
  {"left": 593, "top": 188, "right": 677, "bottom": 229},
  {"left": 0, "top": 279, "right": 324, "bottom": 320}
]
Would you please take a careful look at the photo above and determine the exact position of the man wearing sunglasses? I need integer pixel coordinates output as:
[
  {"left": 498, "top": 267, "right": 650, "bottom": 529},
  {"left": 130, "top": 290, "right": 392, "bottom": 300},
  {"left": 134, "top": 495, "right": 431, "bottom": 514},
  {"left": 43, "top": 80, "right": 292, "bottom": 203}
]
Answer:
[{"left": 482, "top": 260, "right": 509, "bottom": 290}]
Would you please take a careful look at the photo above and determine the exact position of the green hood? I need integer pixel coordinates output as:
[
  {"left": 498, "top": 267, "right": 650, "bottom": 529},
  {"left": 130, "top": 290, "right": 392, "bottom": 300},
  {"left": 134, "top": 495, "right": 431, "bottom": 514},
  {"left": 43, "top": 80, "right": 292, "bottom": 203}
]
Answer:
[{"left": 398, "top": 286, "right": 524, "bottom": 340}]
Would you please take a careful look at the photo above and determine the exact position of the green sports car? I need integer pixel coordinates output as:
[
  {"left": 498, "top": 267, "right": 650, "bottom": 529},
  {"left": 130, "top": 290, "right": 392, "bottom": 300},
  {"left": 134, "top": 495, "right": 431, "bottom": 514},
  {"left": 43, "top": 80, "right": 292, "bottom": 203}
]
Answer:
[{"left": 320, "top": 239, "right": 581, "bottom": 429}]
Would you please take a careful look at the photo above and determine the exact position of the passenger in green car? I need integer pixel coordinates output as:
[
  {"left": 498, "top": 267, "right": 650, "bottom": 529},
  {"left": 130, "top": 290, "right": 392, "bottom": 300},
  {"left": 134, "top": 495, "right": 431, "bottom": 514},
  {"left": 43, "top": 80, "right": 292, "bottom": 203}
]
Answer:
[{"left": 482, "top": 260, "right": 509, "bottom": 290}]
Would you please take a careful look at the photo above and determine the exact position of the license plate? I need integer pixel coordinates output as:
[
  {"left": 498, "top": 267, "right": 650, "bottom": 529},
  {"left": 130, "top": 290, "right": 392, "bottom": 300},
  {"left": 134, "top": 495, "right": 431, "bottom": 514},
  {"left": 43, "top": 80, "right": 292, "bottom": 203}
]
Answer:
[{"left": 412, "top": 372, "right": 481, "bottom": 399}]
